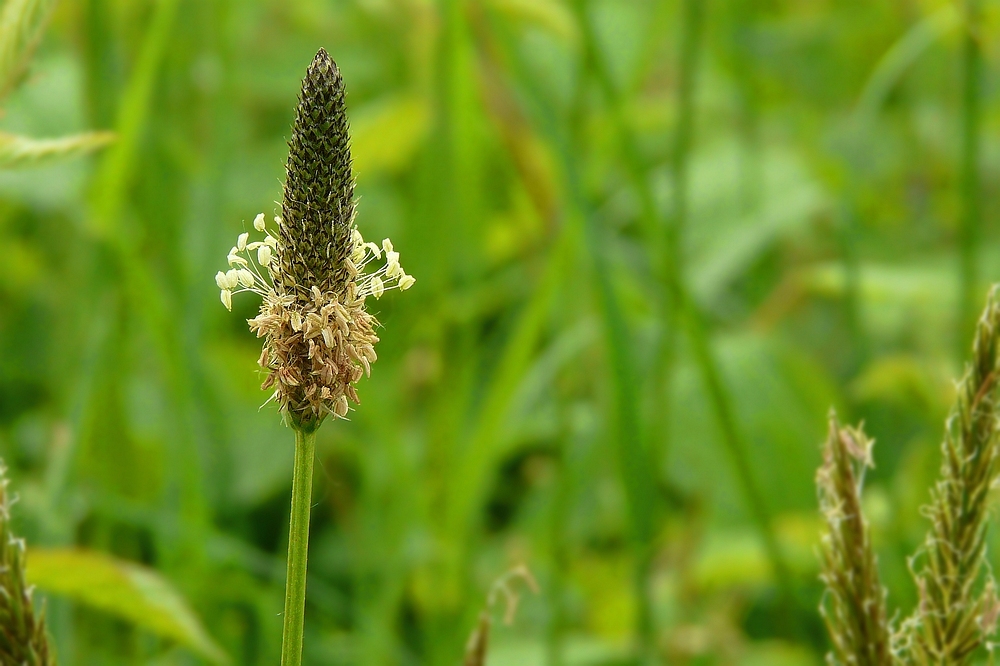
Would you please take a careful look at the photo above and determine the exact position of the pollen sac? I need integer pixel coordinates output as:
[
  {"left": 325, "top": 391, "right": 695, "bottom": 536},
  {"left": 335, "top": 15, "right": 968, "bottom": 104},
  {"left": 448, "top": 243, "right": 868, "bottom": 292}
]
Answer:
[{"left": 258, "top": 244, "right": 273, "bottom": 267}]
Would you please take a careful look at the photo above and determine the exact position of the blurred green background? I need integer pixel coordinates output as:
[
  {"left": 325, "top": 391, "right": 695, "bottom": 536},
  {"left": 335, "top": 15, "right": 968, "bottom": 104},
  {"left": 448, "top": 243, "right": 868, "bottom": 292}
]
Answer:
[{"left": 1, "top": 0, "right": 999, "bottom": 663}]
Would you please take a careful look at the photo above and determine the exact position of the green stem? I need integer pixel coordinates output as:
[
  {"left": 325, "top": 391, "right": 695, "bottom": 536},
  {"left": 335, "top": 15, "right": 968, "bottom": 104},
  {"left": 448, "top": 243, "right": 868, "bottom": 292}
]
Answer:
[
  {"left": 957, "top": 0, "right": 982, "bottom": 361},
  {"left": 280, "top": 427, "right": 316, "bottom": 666}
]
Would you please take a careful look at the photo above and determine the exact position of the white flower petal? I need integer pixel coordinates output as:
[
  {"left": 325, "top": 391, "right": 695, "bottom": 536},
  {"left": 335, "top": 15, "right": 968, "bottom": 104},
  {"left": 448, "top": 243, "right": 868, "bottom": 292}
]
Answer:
[
  {"left": 237, "top": 232, "right": 249, "bottom": 251},
  {"left": 253, "top": 213, "right": 266, "bottom": 232}
]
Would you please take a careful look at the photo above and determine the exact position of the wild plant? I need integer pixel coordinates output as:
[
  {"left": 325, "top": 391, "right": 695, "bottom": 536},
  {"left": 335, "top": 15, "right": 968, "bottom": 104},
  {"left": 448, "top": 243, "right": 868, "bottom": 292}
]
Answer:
[
  {"left": 214, "top": 49, "right": 413, "bottom": 665},
  {"left": 0, "top": 462, "right": 54, "bottom": 665},
  {"left": 0, "top": 0, "right": 112, "bottom": 168},
  {"left": 818, "top": 286, "right": 1000, "bottom": 665}
]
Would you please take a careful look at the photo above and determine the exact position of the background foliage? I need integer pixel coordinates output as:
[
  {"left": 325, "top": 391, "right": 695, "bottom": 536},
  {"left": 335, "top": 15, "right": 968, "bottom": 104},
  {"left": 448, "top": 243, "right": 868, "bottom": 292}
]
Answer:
[{"left": 0, "top": 0, "right": 998, "bottom": 663}]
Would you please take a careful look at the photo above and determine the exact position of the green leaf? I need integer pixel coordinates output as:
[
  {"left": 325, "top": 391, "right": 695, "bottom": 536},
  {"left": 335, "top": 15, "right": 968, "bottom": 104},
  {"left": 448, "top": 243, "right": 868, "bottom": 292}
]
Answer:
[
  {"left": 0, "top": 0, "right": 54, "bottom": 100},
  {"left": 488, "top": 0, "right": 578, "bottom": 44},
  {"left": 0, "top": 131, "right": 115, "bottom": 169},
  {"left": 26, "top": 548, "right": 229, "bottom": 664},
  {"left": 351, "top": 95, "right": 430, "bottom": 178}
]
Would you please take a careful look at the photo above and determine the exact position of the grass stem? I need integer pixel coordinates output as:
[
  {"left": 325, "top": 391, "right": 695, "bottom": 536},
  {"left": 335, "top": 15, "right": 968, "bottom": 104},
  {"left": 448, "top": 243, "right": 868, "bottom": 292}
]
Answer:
[
  {"left": 957, "top": 0, "right": 982, "bottom": 360},
  {"left": 280, "top": 427, "right": 317, "bottom": 666}
]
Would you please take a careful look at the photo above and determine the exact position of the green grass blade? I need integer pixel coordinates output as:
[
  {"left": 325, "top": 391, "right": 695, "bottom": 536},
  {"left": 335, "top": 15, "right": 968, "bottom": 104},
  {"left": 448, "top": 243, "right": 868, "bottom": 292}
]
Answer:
[
  {"left": 478, "top": 10, "right": 658, "bottom": 661},
  {"left": 957, "top": 0, "right": 982, "bottom": 359}
]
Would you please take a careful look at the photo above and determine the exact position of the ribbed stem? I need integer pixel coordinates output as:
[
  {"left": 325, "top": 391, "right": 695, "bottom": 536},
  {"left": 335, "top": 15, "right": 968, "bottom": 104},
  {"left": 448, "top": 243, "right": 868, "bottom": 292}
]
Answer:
[{"left": 280, "top": 428, "right": 316, "bottom": 666}]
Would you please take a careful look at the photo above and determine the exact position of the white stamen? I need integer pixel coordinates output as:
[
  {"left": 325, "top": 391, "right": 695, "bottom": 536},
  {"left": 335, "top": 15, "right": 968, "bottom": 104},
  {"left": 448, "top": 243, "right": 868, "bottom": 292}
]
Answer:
[
  {"left": 238, "top": 269, "right": 255, "bottom": 288},
  {"left": 335, "top": 395, "right": 349, "bottom": 417}
]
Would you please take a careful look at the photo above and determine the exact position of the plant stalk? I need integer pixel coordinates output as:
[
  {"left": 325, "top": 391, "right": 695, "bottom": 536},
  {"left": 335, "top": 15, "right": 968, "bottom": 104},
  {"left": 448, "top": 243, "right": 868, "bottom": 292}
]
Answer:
[
  {"left": 957, "top": 0, "right": 982, "bottom": 361},
  {"left": 280, "top": 427, "right": 317, "bottom": 666}
]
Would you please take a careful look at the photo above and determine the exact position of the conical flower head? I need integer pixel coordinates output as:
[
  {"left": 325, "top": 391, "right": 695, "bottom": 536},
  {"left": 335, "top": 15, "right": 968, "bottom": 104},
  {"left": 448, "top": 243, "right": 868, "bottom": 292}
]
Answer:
[
  {"left": 277, "top": 48, "right": 355, "bottom": 298},
  {"left": 215, "top": 49, "right": 414, "bottom": 432}
]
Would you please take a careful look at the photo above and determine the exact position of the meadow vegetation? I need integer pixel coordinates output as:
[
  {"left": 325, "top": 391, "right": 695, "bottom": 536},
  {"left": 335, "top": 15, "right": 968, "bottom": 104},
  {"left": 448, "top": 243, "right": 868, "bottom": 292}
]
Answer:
[{"left": 0, "top": 0, "right": 998, "bottom": 664}]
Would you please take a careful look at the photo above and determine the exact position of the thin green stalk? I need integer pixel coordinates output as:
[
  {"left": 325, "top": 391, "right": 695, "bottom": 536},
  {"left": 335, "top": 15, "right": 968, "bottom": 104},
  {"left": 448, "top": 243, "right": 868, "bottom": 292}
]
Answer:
[
  {"left": 846, "top": 5, "right": 962, "bottom": 370},
  {"left": 280, "top": 428, "right": 317, "bottom": 666},
  {"left": 957, "top": 0, "right": 982, "bottom": 360},
  {"left": 681, "top": 295, "right": 792, "bottom": 588},
  {"left": 665, "top": 0, "right": 799, "bottom": 628},
  {"left": 569, "top": 3, "right": 666, "bottom": 659},
  {"left": 657, "top": 1, "right": 701, "bottom": 571},
  {"left": 729, "top": 0, "right": 761, "bottom": 219},
  {"left": 481, "top": 10, "right": 657, "bottom": 661}
]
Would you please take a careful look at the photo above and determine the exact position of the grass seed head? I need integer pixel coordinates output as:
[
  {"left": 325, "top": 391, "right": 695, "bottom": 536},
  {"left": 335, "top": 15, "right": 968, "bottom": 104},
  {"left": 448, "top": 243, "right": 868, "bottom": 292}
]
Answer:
[{"left": 0, "top": 461, "right": 54, "bottom": 666}]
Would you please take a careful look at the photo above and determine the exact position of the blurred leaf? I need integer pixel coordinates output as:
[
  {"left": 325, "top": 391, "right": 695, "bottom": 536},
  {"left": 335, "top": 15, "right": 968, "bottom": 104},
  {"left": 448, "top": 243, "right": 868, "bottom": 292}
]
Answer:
[
  {"left": 668, "top": 333, "right": 838, "bottom": 518},
  {"left": 739, "top": 642, "right": 819, "bottom": 666},
  {"left": 0, "top": 0, "right": 53, "bottom": 100},
  {"left": 692, "top": 516, "right": 819, "bottom": 593},
  {"left": 0, "top": 131, "right": 114, "bottom": 169},
  {"left": 855, "top": 5, "right": 960, "bottom": 120},
  {"left": 687, "top": 145, "right": 829, "bottom": 303},
  {"left": 850, "top": 353, "right": 951, "bottom": 411},
  {"left": 485, "top": 636, "right": 630, "bottom": 665},
  {"left": 800, "top": 261, "right": 958, "bottom": 351},
  {"left": 351, "top": 95, "right": 430, "bottom": 178},
  {"left": 488, "top": 0, "right": 578, "bottom": 44},
  {"left": 27, "top": 548, "right": 229, "bottom": 664}
]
